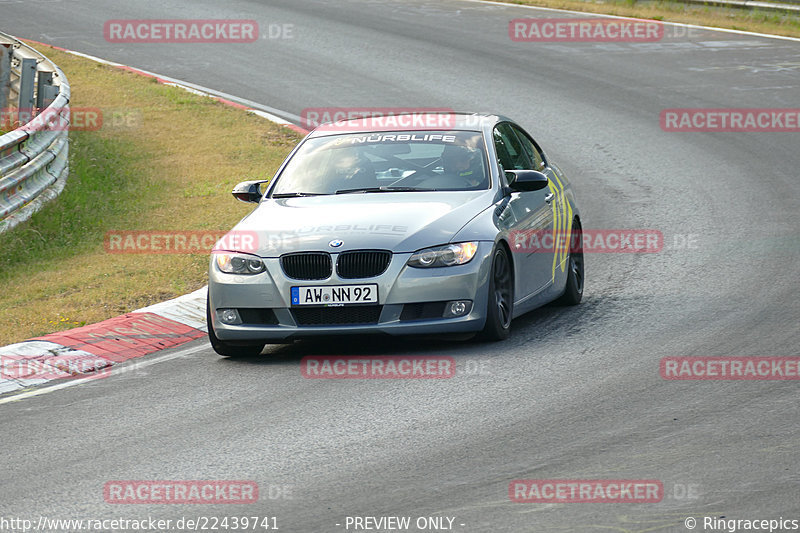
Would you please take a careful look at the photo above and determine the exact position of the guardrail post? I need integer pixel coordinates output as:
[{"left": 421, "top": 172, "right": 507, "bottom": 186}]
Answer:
[
  {"left": 0, "top": 44, "right": 11, "bottom": 116},
  {"left": 18, "top": 57, "right": 37, "bottom": 116},
  {"left": 35, "top": 71, "right": 59, "bottom": 110}
]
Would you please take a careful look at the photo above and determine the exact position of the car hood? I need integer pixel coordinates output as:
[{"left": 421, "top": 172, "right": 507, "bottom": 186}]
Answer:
[{"left": 221, "top": 191, "right": 494, "bottom": 257}]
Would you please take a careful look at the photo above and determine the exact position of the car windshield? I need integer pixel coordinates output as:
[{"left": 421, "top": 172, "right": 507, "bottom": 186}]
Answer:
[{"left": 269, "top": 130, "right": 488, "bottom": 196}]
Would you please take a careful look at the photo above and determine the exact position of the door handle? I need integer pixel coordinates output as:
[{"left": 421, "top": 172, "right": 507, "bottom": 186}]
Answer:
[{"left": 544, "top": 193, "right": 554, "bottom": 203}]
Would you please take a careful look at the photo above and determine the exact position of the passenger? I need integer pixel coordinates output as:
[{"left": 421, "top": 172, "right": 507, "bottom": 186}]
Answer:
[
  {"left": 330, "top": 147, "right": 376, "bottom": 190},
  {"left": 441, "top": 145, "right": 484, "bottom": 188}
]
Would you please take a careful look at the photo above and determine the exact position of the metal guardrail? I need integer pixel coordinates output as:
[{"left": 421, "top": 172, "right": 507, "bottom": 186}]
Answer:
[{"left": 0, "top": 32, "right": 70, "bottom": 234}]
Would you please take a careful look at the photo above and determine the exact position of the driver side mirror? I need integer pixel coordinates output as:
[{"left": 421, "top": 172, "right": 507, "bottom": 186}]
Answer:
[
  {"left": 505, "top": 170, "right": 549, "bottom": 192},
  {"left": 232, "top": 180, "right": 268, "bottom": 203}
]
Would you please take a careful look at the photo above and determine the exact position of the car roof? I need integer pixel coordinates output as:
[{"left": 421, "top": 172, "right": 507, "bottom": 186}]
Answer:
[{"left": 307, "top": 112, "right": 510, "bottom": 137}]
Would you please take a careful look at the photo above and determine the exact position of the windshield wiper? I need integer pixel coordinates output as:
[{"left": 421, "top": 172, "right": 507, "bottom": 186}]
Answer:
[
  {"left": 271, "top": 192, "right": 328, "bottom": 198},
  {"left": 335, "top": 186, "right": 437, "bottom": 194}
]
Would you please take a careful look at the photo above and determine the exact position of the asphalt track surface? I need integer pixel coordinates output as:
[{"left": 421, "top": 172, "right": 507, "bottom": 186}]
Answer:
[{"left": 2, "top": 1, "right": 800, "bottom": 531}]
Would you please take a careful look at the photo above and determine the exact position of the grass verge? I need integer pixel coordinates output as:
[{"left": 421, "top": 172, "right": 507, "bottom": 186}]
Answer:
[
  {"left": 506, "top": 0, "right": 800, "bottom": 38},
  {"left": 0, "top": 44, "right": 300, "bottom": 345}
]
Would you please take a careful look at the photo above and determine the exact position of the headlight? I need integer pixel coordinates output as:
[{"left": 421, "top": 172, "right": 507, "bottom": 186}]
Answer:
[
  {"left": 214, "top": 253, "right": 266, "bottom": 275},
  {"left": 407, "top": 242, "right": 479, "bottom": 268}
]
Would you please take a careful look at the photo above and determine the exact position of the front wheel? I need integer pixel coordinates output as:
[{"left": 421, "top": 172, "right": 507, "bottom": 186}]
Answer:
[
  {"left": 206, "top": 295, "right": 264, "bottom": 357},
  {"left": 479, "top": 246, "right": 514, "bottom": 341},
  {"left": 555, "top": 219, "right": 584, "bottom": 306}
]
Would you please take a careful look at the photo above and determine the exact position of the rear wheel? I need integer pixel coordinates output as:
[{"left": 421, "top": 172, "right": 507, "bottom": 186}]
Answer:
[
  {"left": 206, "top": 295, "right": 264, "bottom": 357},
  {"left": 555, "top": 218, "right": 584, "bottom": 306},
  {"left": 479, "top": 245, "right": 514, "bottom": 341}
]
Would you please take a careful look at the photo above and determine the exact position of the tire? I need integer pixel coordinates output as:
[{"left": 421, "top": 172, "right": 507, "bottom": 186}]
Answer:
[
  {"left": 555, "top": 218, "right": 584, "bottom": 306},
  {"left": 206, "top": 295, "right": 265, "bottom": 357},
  {"left": 479, "top": 245, "right": 514, "bottom": 341}
]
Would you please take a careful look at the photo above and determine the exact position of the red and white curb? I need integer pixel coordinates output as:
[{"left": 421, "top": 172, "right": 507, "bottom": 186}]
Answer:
[
  {"left": 1, "top": 39, "right": 311, "bottom": 395},
  {"left": 0, "top": 288, "right": 208, "bottom": 394}
]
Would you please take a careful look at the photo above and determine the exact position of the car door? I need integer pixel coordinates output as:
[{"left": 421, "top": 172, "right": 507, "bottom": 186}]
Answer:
[
  {"left": 492, "top": 122, "right": 555, "bottom": 297},
  {"left": 511, "top": 124, "right": 573, "bottom": 284}
]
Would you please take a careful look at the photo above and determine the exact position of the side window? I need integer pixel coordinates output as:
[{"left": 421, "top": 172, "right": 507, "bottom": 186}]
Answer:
[
  {"left": 493, "top": 128, "right": 515, "bottom": 172},
  {"left": 493, "top": 123, "right": 533, "bottom": 171},
  {"left": 512, "top": 126, "right": 546, "bottom": 170}
]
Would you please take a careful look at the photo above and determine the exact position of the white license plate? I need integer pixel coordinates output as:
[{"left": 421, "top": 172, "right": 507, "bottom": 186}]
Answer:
[{"left": 290, "top": 284, "right": 378, "bottom": 306}]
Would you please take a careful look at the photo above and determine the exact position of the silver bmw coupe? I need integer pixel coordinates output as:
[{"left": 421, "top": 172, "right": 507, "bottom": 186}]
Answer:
[{"left": 207, "top": 113, "right": 583, "bottom": 356}]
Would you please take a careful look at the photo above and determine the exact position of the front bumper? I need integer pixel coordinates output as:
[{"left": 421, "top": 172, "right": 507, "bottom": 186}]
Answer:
[{"left": 208, "top": 242, "right": 494, "bottom": 341}]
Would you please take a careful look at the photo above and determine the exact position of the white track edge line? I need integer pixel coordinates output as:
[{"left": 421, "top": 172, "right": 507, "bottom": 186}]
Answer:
[
  {"left": 462, "top": 0, "right": 800, "bottom": 42},
  {"left": 0, "top": 344, "right": 207, "bottom": 405},
  {"left": 59, "top": 49, "right": 304, "bottom": 123}
]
